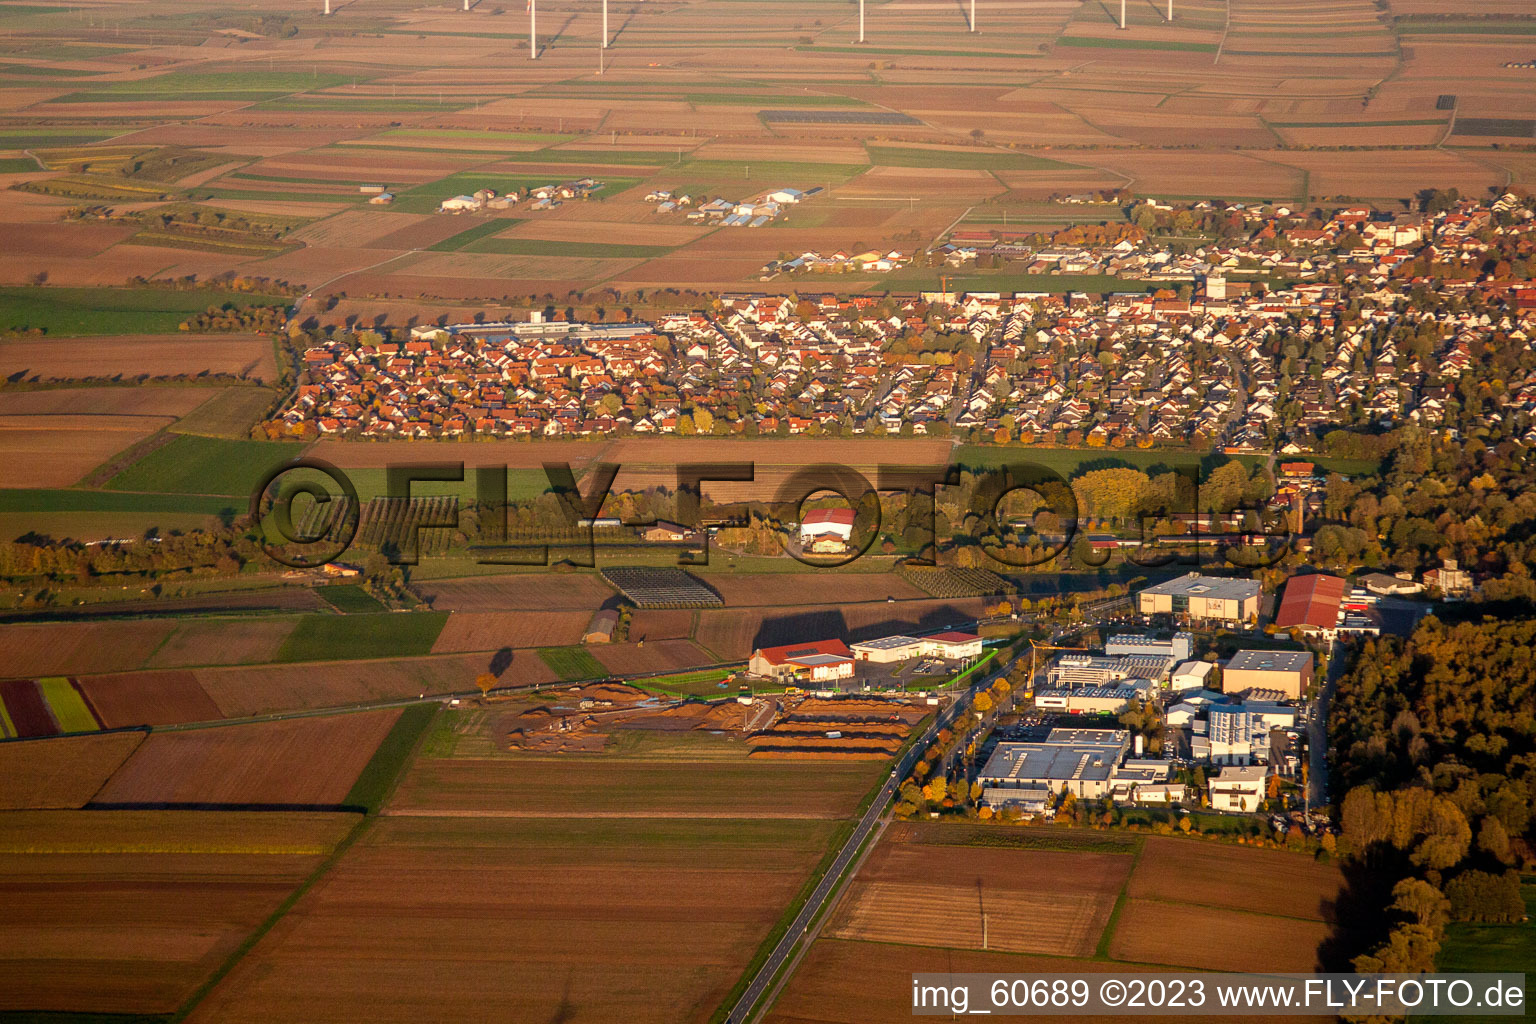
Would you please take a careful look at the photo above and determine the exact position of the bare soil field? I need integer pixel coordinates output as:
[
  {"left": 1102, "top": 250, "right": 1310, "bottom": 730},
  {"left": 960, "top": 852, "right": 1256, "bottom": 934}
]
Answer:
[
  {"left": 92, "top": 709, "right": 401, "bottom": 807},
  {"left": 0, "top": 413, "right": 171, "bottom": 487},
  {"left": 0, "top": 731, "right": 145, "bottom": 810},
  {"left": 0, "top": 809, "right": 356, "bottom": 1016},
  {"left": 76, "top": 669, "right": 225, "bottom": 727},
  {"left": 0, "top": 333, "right": 274, "bottom": 383},
  {"left": 428, "top": 609, "right": 591, "bottom": 653},
  {"left": 604, "top": 436, "right": 952, "bottom": 502},
  {"left": 1126, "top": 836, "right": 1343, "bottom": 921},
  {"left": 763, "top": 938, "right": 1330, "bottom": 1024},
  {"left": 144, "top": 617, "right": 299, "bottom": 669},
  {"left": 415, "top": 572, "right": 617, "bottom": 611},
  {"left": 183, "top": 812, "right": 841, "bottom": 1024},
  {"left": 1263, "top": 148, "right": 1505, "bottom": 198},
  {"left": 306, "top": 437, "right": 606, "bottom": 469},
  {"left": 626, "top": 608, "right": 694, "bottom": 641},
  {"left": 1108, "top": 899, "right": 1331, "bottom": 973},
  {"left": 0, "top": 619, "right": 176, "bottom": 676},
  {"left": 828, "top": 827, "right": 1128, "bottom": 954},
  {"left": 0, "top": 385, "right": 223, "bottom": 418},
  {"left": 701, "top": 572, "right": 927, "bottom": 606},
  {"left": 195, "top": 650, "right": 558, "bottom": 717},
  {"left": 590, "top": 638, "right": 715, "bottom": 676}
]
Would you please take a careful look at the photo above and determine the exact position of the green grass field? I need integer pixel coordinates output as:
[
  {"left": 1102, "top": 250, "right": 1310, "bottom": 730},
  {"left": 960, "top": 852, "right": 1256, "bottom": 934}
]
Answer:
[
  {"left": 952, "top": 444, "right": 1249, "bottom": 477},
  {"left": 537, "top": 645, "right": 607, "bottom": 681},
  {"left": 317, "top": 584, "right": 387, "bottom": 613},
  {"left": 0, "top": 286, "right": 288, "bottom": 336},
  {"left": 168, "top": 387, "right": 278, "bottom": 439},
  {"left": 105, "top": 434, "right": 307, "bottom": 496},
  {"left": 425, "top": 219, "right": 521, "bottom": 252},
  {"left": 343, "top": 702, "right": 438, "bottom": 813},
  {"left": 36, "top": 677, "right": 99, "bottom": 733},
  {"left": 0, "top": 488, "right": 241, "bottom": 516},
  {"left": 276, "top": 612, "right": 448, "bottom": 663},
  {"left": 631, "top": 666, "right": 740, "bottom": 697}
]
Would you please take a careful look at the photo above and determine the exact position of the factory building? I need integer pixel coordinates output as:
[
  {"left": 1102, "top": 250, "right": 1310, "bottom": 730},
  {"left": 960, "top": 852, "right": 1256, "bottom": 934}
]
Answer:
[
  {"left": 1105, "top": 632, "right": 1194, "bottom": 663},
  {"left": 1137, "top": 573, "right": 1261, "bottom": 625},
  {"left": 850, "top": 631, "right": 983, "bottom": 664},
  {"left": 978, "top": 728, "right": 1131, "bottom": 807},
  {"left": 1223, "top": 650, "right": 1313, "bottom": 700}
]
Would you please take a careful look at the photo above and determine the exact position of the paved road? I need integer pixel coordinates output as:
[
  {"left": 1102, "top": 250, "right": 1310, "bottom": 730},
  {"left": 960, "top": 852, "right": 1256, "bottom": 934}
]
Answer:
[
  {"left": 723, "top": 688, "right": 976, "bottom": 1024},
  {"left": 1308, "top": 638, "right": 1342, "bottom": 809}
]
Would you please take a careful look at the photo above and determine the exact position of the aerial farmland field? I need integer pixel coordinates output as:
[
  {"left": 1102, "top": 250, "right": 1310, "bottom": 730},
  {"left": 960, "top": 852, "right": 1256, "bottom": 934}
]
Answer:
[
  {"left": 763, "top": 826, "right": 1348, "bottom": 1023},
  {"left": 176, "top": 708, "right": 885, "bottom": 1024}
]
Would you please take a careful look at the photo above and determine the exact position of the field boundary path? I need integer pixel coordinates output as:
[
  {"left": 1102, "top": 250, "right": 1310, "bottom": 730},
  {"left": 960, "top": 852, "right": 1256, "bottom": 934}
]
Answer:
[{"left": 724, "top": 682, "right": 981, "bottom": 1024}]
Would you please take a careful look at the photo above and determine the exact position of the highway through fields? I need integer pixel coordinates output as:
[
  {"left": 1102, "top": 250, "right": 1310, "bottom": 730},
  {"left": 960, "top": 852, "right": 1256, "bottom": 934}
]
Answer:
[{"left": 724, "top": 648, "right": 1013, "bottom": 1024}]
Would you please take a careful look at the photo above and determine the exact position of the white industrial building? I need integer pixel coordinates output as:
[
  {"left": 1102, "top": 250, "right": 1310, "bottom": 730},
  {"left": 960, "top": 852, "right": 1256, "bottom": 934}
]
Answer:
[
  {"left": 1048, "top": 653, "right": 1172, "bottom": 689},
  {"left": 1208, "top": 702, "right": 1298, "bottom": 765},
  {"left": 850, "top": 631, "right": 983, "bottom": 664},
  {"left": 1138, "top": 573, "right": 1261, "bottom": 625},
  {"left": 1208, "top": 765, "right": 1268, "bottom": 812},
  {"left": 1034, "top": 681, "right": 1152, "bottom": 714},
  {"left": 1169, "top": 660, "right": 1215, "bottom": 693}
]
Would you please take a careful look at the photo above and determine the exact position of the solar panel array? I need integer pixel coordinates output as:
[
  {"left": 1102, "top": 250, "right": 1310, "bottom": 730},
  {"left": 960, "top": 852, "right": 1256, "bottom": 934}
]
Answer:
[{"left": 601, "top": 567, "right": 724, "bottom": 608}]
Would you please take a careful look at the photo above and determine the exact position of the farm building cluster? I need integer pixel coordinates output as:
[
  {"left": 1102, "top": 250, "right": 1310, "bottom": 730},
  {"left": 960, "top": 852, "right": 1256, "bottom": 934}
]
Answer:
[
  {"left": 438, "top": 178, "right": 603, "bottom": 213},
  {"left": 276, "top": 195, "right": 1536, "bottom": 450},
  {"left": 647, "top": 185, "right": 821, "bottom": 227}
]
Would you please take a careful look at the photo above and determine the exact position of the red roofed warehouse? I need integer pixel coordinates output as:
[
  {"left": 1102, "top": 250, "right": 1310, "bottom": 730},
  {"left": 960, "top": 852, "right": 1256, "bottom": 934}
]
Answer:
[
  {"left": 1274, "top": 573, "right": 1345, "bottom": 636},
  {"left": 748, "top": 638, "right": 855, "bottom": 682}
]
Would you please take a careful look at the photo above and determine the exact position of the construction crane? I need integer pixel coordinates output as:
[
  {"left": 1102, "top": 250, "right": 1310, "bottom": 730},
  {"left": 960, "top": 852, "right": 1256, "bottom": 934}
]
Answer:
[{"left": 1025, "top": 638, "right": 1087, "bottom": 699}]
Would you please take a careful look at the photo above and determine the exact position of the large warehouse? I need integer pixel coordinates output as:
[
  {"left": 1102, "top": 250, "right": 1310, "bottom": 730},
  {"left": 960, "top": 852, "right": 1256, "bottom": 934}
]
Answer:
[
  {"left": 748, "top": 638, "right": 855, "bottom": 683},
  {"left": 1137, "top": 573, "right": 1261, "bottom": 625},
  {"left": 850, "top": 631, "right": 983, "bottom": 664},
  {"left": 1222, "top": 649, "right": 1314, "bottom": 699},
  {"left": 978, "top": 728, "right": 1131, "bottom": 806},
  {"left": 1273, "top": 573, "right": 1346, "bottom": 638}
]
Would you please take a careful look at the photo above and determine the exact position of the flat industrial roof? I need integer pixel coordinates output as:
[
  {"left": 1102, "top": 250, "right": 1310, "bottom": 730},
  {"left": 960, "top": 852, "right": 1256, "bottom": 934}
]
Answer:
[
  {"left": 1140, "top": 572, "right": 1261, "bottom": 601},
  {"left": 1226, "top": 650, "right": 1314, "bottom": 673},
  {"left": 978, "top": 729, "right": 1129, "bottom": 785},
  {"left": 851, "top": 635, "right": 923, "bottom": 650}
]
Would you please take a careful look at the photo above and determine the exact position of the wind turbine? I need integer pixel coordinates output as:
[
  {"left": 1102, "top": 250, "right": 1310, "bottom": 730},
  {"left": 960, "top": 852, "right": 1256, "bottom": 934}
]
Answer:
[
  {"left": 858, "top": 0, "right": 865, "bottom": 42},
  {"left": 969, "top": 0, "right": 976, "bottom": 32},
  {"left": 603, "top": 0, "right": 609, "bottom": 47},
  {"left": 528, "top": 0, "right": 537, "bottom": 59},
  {"left": 1167, "top": 0, "right": 1173, "bottom": 20},
  {"left": 323, "top": 0, "right": 330, "bottom": 15},
  {"left": 1119, "top": 0, "right": 1126, "bottom": 28}
]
